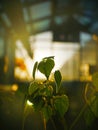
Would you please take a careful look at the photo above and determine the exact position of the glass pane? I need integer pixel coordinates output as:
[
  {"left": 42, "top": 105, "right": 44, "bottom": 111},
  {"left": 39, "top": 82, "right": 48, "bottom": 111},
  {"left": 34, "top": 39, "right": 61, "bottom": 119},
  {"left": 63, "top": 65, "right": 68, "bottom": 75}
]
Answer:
[{"left": 30, "top": 1, "right": 51, "bottom": 20}]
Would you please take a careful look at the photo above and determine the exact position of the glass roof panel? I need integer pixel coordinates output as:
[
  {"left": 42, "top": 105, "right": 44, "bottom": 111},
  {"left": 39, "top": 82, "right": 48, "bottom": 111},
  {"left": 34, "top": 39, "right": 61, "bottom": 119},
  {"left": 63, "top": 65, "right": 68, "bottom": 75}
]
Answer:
[
  {"left": 54, "top": 15, "right": 68, "bottom": 25},
  {"left": 22, "top": 7, "right": 30, "bottom": 23},
  {"left": 1, "top": 13, "right": 12, "bottom": 27},
  {"left": 33, "top": 19, "right": 50, "bottom": 32},
  {"left": 29, "top": 1, "right": 51, "bottom": 20}
]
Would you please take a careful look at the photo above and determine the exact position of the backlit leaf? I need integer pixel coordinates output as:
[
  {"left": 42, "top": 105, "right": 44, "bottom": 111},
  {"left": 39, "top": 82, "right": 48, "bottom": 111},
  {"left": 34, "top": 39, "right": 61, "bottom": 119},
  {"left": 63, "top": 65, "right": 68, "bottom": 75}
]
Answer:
[
  {"left": 54, "top": 70, "right": 62, "bottom": 93},
  {"left": 32, "top": 61, "right": 38, "bottom": 79},
  {"left": 42, "top": 105, "right": 53, "bottom": 121},
  {"left": 54, "top": 95, "right": 69, "bottom": 117},
  {"left": 28, "top": 81, "right": 39, "bottom": 95},
  {"left": 38, "top": 58, "right": 55, "bottom": 79}
]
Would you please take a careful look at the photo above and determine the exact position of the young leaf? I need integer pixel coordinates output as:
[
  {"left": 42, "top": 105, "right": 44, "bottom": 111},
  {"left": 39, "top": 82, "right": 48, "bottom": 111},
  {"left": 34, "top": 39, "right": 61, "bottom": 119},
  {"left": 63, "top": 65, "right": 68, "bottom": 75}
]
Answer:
[
  {"left": 43, "top": 56, "right": 54, "bottom": 60},
  {"left": 28, "top": 81, "right": 39, "bottom": 95},
  {"left": 45, "top": 58, "right": 55, "bottom": 79},
  {"left": 40, "top": 85, "right": 53, "bottom": 97},
  {"left": 54, "top": 95, "right": 69, "bottom": 117},
  {"left": 84, "top": 108, "right": 95, "bottom": 126},
  {"left": 38, "top": 58, "right": 55, "bottom": 80},
  {"left": 32, "top": 61, "right": 38, "bottom": 79},
  {"left": 37, "top": 61, "right": 45, "bottom": 75},
  {"left": 54, "top": 70, "right": 62, "bottom": 93},
  {"left": 33, "top": 97, "right": 45, "bottom": 111}
]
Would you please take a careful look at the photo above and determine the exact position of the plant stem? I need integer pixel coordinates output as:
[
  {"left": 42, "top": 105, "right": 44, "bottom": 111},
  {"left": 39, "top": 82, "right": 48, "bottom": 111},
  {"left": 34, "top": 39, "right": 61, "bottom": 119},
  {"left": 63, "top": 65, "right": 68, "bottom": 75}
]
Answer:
[
  {"left": 69, "top": 104, "right": 87, "bottom": 130},
  {"left": 43, "top": 118, "right": 46, "bottom": 130},
  {"left": 22, "top": 118, "right": 25, "bottom": 130},
  {"left": 60, "top": 117, "right": 68, "bottom": 130},
  {"left": 50, "top": 117, "right": 57, "bottom": 130}
]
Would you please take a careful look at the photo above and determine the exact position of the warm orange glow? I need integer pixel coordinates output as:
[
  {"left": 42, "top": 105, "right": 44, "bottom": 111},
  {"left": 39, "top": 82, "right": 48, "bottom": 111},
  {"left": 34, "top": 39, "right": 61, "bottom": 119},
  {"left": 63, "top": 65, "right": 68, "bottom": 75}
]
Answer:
[
  {"left": 15, "top": 58, "right": 26, "bottom": 70},
  {"left": 92, "top": 34, "right": 98, "bottom": 41},
  {"left": 4, "top": 56, "right": 8, "bottom": 73},
  {"left": 11, "top": 84, "right": 18, "bottom": 91}
]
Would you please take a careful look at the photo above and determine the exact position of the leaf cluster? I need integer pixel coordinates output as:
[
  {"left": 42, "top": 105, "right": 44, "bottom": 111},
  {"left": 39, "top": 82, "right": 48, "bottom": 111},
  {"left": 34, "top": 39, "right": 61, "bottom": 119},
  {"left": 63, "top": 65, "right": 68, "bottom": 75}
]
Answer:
[{"left": 27, "top": 56, "right": 69, "bottom": 122}]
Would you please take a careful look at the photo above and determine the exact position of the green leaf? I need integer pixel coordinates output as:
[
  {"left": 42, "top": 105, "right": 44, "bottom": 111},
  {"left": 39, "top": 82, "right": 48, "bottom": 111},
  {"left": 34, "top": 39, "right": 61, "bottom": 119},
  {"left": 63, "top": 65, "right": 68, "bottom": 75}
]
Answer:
[
  {"left": 37, "top": 61, "right": 45, "bottom": 75},
  {"left": 28, "top": 81, "right": 39, "bottom": 95},
  {"left": 32, "top": 61, "right": 38, "bottom": 79},
  {"left": 43, "top": 56, "right": 54, "bottom": 60},
  {"left": 33, "top": 97, "right": 45, "bottom": 111},
  {"left": 42, "top": 105, "right": 53, "bottom": 121},
  {"left": 92, "top": 72, "right": 98, "bottom": 90},
  {"left": 22, "top": 103, "right": 34, "bottom": 130},
  {"left": 38, "top": 58, "right": 55, "bottom": 79},
  {"left": 43, "top": 85, "right": 53, "bottom": 97},
  {"left": 84, "top": 108, "right": 95, "bottom": 126},
  {"left": 54, "top": 95, "right": 69, "bottom": 117},
  {"left": 89, "top": 93, "right": 98, "bottom": 117},
  {"left": 54, "top": 70, "right": 62, "bottom": 93}
]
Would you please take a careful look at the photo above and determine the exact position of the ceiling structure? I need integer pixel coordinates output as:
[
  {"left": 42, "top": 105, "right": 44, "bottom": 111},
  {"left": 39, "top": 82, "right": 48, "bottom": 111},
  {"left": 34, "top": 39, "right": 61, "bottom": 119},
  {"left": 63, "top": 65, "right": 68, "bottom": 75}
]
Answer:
[{"left": 0, "top": 0, "right": 98, "bottom": 49}]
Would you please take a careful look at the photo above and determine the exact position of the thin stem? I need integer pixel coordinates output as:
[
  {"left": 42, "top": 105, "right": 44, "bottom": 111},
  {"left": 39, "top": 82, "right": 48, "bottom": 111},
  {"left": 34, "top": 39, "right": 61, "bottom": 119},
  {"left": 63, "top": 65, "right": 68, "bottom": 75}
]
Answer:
[
  {"left": 69, "top": 104, "right": 87, "bottom": 130},
  {"left": 40, "top": 112, "right": 46, "bottom": 130},
  {"left": 22, "top": 95, "right": 29, "bottom": 130},
  {"left": 50, "top": 117, "right": 57, "bottom": 130},
  {"left": 60, "top": 117, "right": 68, "bottom": 130},
  {"left": 84, "top": 83, "right": 95, "bottom": 105},
  {"left": 43, "top": 118, "right": 46, "bottom": 130},
  {"left": 22, "top": 99, "right": 27, "bottom": 130},
  {"left": 22, "top": 117, "right": 25, "bottom": 130},
  {"left": 22, "top": 105, "right": 26, "bottom": 130},
  {"left": 70, "top": 82, "right": 97, "bottom": 130}
]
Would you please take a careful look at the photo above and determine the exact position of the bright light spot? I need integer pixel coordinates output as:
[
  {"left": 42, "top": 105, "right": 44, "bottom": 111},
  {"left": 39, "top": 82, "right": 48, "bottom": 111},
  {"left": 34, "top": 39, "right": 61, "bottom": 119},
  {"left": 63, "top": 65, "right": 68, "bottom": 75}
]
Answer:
[
  {"left": 92, "top": 34, "right": 98, "bottom": 41},
  {"left": 27, "top": 100, "right": 33, "bottom": 106},
  {"left": 11, "top": 84, "right": 18, "bottom": 91}
]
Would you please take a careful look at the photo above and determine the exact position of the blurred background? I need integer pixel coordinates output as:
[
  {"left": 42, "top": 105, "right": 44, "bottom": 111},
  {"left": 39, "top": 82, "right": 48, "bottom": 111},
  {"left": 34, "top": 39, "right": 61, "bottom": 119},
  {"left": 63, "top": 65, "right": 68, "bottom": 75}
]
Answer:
[
  {"left": 0, "top": 0, "right": 98, "bottom": 83},
  {"left": 0, "top": 0, "right": 98, "bottom": 130}
]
